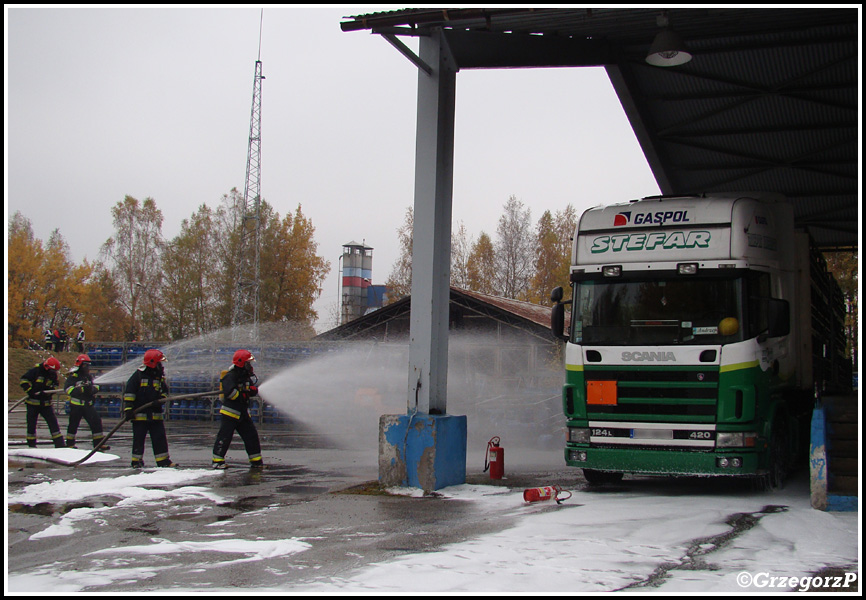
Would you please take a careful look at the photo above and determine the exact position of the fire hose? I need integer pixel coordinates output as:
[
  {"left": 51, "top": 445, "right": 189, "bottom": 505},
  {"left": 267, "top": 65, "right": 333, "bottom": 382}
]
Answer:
[
  {"left": 9, "top": 343, "right": 73, "bottom": 413},
  {"left": 8, "top": 389, "right": 66, "bottom": 413},
  {"left": 68, "top": 390, "right": 220, "bottom": 467}
]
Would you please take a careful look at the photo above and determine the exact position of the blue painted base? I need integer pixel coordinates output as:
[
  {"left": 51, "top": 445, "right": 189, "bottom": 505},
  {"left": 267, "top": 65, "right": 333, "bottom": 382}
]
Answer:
[
  {"left": 827, "top": 495, "right": 858, "bottom": 512},
  {"left": 378, "top": 413, "right": 467, "bottom": 492},
  {"left": 810, "top": 406, "right": 859, "bottom": 512}
]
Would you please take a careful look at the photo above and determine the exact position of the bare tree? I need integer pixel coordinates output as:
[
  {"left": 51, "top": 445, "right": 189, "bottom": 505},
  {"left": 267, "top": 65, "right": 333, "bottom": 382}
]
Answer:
[
  {"left": 494, "top": 195, "right": 534, "bottom": 299},
  {"left": 385, "top": 207, "right": 414, "bottom": 303},
  {"left": 451, "top": 220, "right": 472, "bottom": 289},
  {"left": 100, "top": 195, "right": 164, "bottom": 341}
]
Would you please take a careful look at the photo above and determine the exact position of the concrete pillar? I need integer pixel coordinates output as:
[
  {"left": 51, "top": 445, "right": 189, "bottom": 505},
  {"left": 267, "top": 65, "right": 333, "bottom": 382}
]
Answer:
[
  {"left": 406, "top": 29, "right": 456, "bottom": 416},
  {"left": 378, "top": 28, "right": 466, "bottom": 491}
]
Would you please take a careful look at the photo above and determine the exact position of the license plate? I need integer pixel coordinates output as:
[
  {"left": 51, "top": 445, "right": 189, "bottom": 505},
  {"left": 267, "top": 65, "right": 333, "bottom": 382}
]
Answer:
[{"left": 631, "top": 429, "right": 673, "bottom": 440}]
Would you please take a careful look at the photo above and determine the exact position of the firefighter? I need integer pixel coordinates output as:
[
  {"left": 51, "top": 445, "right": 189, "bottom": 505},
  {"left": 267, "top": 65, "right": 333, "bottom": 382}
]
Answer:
[
  {"left": 123, "top": 349, "right": 177, "bottom": 468},
  {"left": 212, "top": 349, "right": 263, "bottom": 470},
  {"left": 64, "top": 354, "right": 109, "bottom": 451},
  {"left": 20, "top": 357, "right": 65, "bottom": 448}
]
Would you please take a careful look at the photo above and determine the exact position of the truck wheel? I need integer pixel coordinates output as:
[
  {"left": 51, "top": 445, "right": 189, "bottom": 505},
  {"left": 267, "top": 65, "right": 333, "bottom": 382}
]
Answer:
[
  {"left": 583, "top": 469, "right": 624, "bottom": 485},
  {"left": 753, "top": 425, "right": 786, "bottom": 492}
]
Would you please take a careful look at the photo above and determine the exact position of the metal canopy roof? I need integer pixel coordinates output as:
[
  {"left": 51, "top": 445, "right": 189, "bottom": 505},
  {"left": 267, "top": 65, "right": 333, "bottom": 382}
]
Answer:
[{"left": 341, "top": 8, "right": 860, "bottom": 250}]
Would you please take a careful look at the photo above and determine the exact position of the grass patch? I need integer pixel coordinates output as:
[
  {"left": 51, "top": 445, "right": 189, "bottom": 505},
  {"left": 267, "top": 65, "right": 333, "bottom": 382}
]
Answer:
[{"left": 332, "top": 481, "right": 390, "bottom": 496}]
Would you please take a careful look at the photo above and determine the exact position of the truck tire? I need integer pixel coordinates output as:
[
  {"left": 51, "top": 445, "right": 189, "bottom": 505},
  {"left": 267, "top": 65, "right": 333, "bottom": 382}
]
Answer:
[
  {"left": 753, "top": 423, "right": 787, "bottom": 492},
  {"left": 583, "top": 469, "right": 624, "bottom": 485}
]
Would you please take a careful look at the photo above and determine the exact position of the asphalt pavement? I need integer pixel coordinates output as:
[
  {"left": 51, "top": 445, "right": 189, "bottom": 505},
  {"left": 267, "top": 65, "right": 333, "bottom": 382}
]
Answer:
[
  {"left": 7, "top": 414, "right": 583, "bottom": 591},
  {"left": 7, "top": 412, "right": 858, "bottom": 594}
]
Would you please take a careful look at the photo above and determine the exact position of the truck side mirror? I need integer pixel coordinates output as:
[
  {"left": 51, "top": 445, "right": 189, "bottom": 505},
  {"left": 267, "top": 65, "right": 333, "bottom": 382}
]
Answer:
[
  {"left": 765, "top": 298, "right": 790, "bottom": 339},
  {"left": 550, "top": 286, "right": 570, "bottom": 342}
]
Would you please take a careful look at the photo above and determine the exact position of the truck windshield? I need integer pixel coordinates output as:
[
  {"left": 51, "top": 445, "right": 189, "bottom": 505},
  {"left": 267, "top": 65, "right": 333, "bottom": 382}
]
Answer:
[{"left": 573, "top": 275, "right": 745, "bottom": 345}]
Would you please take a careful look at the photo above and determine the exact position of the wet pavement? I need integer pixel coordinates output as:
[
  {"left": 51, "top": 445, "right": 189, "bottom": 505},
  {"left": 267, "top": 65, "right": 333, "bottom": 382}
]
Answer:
[
  {"left": 6, "top": 418, "right": 577, "bottom": 591},
  {"left": 6, "top": 416, "right": 859, "bottom": 593}
]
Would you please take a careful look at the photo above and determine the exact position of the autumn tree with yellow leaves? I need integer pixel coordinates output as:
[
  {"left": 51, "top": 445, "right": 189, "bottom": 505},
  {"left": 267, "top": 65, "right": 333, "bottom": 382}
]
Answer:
[
  {"left": 8, "top": 190, "right": 331, "bottom": 346},
  {"left": 8, "top": 212, "right": 127, "bottom": 347}
]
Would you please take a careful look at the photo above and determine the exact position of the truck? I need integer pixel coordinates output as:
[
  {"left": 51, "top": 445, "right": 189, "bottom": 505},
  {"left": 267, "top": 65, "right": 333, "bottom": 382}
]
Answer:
[{"left": 550, "top": 193, "right": 851, "bottom": 489}]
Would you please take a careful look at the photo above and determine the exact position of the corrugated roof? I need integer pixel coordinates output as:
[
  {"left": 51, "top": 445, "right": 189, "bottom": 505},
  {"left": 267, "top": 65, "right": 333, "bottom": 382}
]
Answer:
[
  {"left": 454, "top": 288, "right": 550, "bottom": 330},
  {"left": 316, "top": 287, "right": 556, "bottom": 342},
  {"left": 341, "top": 8, "right": 859, "bottom": 250}
]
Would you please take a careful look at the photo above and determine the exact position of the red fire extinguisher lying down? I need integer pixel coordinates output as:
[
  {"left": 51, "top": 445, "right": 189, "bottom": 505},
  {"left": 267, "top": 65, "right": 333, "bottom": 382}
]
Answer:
[
  {"left": 523, "top": 484, "right": 573, "bottom": 504},
  {"left": 484, "top": 436, "right": 504, "bottom": 480}
]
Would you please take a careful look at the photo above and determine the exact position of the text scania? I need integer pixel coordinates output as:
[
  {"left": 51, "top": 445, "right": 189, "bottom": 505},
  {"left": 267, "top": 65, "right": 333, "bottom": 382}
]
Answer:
[
  {"left": 591, "top": 230, "right": 711, "bottom": 254},
  {"left": 622, "top": 351, "right": 677, "bottom": 362}
]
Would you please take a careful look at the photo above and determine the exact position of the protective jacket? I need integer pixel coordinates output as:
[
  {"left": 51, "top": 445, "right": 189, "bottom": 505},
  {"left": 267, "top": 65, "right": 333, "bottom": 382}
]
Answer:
[
  {"left": 65, "top": 368, "right": 99, "bottom": 406},
  {"left": 219, "top": 365, "right": 258, "bottom": 420},
  {"left": 21, "top": 363, "right": 65, "bottom": 448},
  {"left": 123, "top": 365, "right": 169, "bottom": 420},
  {"left": 20, "top": 365, "right": 57, "bottom": 406}
]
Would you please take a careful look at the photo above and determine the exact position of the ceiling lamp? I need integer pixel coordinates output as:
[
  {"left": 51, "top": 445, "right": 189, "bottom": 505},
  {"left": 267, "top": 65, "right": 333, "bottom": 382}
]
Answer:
[{"left": 646, "top": 11, "right": 692, "bottom": 67}]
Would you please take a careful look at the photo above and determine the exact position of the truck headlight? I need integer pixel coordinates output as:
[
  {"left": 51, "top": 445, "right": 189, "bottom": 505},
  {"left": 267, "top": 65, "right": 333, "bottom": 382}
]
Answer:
[
  {"left": 567, "top": 427, "right": 590, "bottom": 443},
  {"left": 568, "top": 450, "right": 587, "bottom": 462},
  {"left": 716, "top": 432, "right": 757, "bottom": 448},
  {"left": 716, "top": 456, "right": 743, "bottom": 469}
]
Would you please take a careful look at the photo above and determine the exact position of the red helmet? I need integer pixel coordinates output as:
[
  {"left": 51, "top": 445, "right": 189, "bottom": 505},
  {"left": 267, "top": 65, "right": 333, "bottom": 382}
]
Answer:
[
  {"left": 75, "top": 354, "right": 92, "bottom": 366},
  {"left": 143, "top": 349, "right": 167, "bottom": 368},
  {"left": 232, "top": 349, "right": 255, "bottom": 368},
  {"left": 43, "top": 357, "right": 61, "bottom": 371}
]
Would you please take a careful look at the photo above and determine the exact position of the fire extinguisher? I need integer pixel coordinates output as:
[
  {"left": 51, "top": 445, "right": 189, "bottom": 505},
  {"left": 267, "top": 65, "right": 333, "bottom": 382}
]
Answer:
[
  {"left": 523, "top": 484, "right": 572, "bottom": 504},
  {"left": 484, "top": 436, "right": 504, "bottom": 480}
]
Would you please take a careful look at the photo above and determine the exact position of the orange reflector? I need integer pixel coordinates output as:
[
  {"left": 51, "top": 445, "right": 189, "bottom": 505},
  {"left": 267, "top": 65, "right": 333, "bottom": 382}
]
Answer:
[{"left": 587, "top": 380, "right": 617, "bottom": 405}]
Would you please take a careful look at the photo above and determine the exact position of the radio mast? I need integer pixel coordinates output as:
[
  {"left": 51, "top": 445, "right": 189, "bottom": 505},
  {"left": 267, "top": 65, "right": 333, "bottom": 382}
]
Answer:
[{"left": 232, "top": 11, "right": 265, "bottom": 337}]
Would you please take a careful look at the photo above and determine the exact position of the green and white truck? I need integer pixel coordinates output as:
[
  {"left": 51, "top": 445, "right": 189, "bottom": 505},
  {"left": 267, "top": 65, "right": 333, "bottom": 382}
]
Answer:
[{"left": 550, "top": 193, "right": 850, "bottom": 488}]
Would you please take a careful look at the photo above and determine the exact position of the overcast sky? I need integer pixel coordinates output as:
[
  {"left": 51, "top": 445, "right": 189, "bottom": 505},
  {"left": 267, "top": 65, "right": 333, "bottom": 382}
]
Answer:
[{"left": 6, "top": 5, "right": 660, "bottom": 332}]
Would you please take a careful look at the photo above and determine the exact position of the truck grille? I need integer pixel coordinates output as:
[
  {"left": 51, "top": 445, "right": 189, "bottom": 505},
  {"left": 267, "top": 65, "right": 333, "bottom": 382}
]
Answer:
[{"left": 585, "top": 367, "right": 719, "bottom": 423}]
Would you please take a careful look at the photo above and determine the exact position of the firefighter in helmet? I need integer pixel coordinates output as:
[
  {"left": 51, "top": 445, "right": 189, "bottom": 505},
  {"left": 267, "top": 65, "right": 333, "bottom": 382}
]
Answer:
[
  {"left": 123, "top": 349, "right": 177, "bottom": 468},
  {"left": 64, "top": 354, "right": 109, "bottom": 451},
  {"left": 20, "top": 357, "right": 66, "bottom": 448},
  {"left": 212, "top": 349, "right": 263, "bottom": 469}
]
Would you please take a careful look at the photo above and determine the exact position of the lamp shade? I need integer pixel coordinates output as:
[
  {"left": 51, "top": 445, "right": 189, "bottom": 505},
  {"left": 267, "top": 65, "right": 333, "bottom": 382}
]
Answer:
[{"left": 646, "top": 28, "right": 692, "bottom": 66}]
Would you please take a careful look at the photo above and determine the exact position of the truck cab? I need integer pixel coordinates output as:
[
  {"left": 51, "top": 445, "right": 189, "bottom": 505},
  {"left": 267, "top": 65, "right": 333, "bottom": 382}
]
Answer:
[{"left": 551, "top": 193, "right": 840, "bottom": 488}]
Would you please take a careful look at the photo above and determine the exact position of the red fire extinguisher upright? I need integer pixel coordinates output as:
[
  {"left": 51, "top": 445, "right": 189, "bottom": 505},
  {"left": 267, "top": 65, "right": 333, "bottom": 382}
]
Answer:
[{"left": 484, "top": 436, "right": 504, "bottom": 480}]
